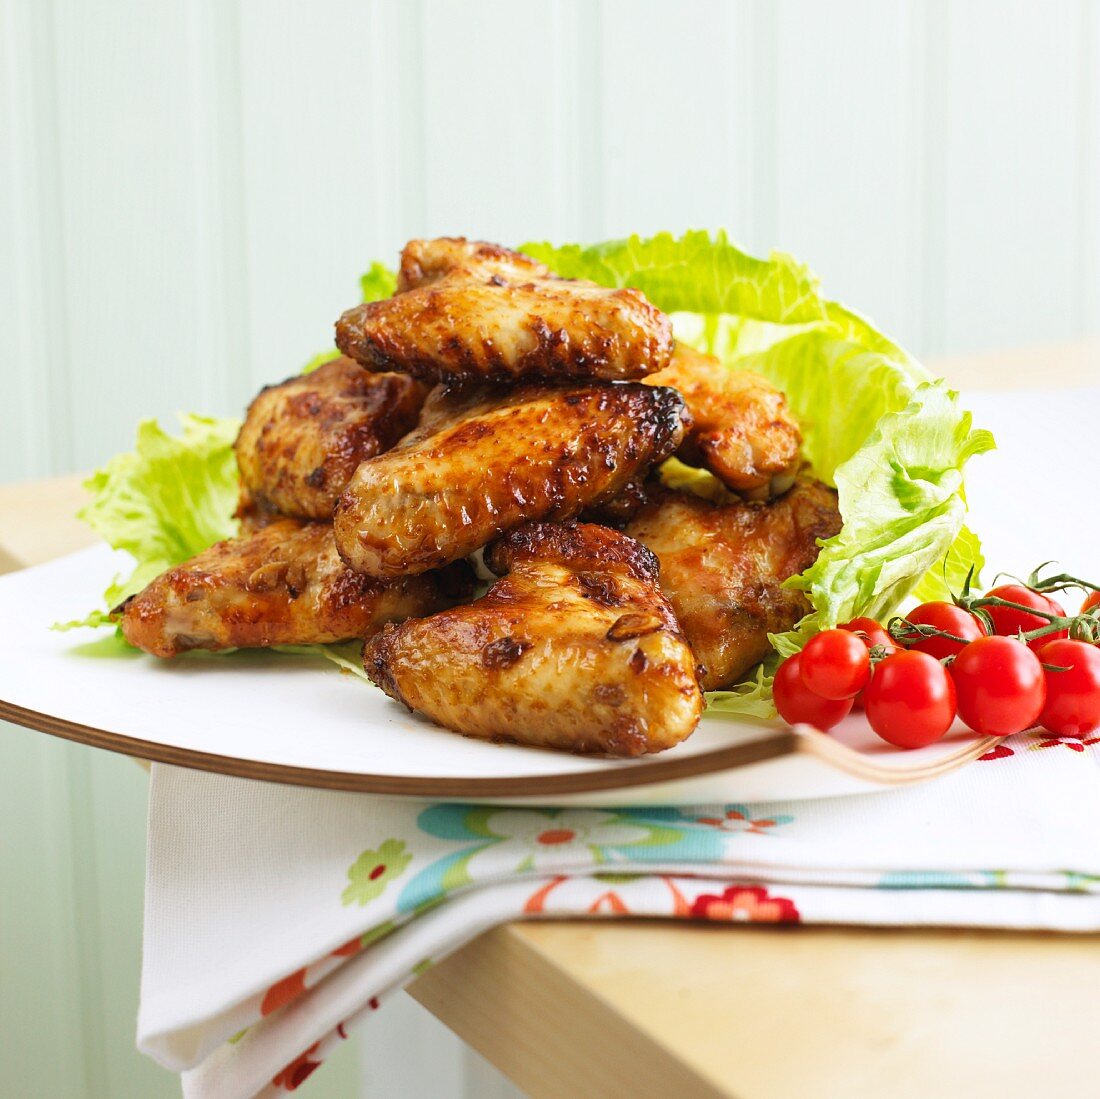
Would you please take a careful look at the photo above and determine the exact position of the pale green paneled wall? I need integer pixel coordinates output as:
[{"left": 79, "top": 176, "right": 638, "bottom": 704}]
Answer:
[
  {"left": 0, "top": 734, "right": 368, "bottom": 1097},
  {"left": 3, "top": 1, "right": 1099, "bottom": 1097}
]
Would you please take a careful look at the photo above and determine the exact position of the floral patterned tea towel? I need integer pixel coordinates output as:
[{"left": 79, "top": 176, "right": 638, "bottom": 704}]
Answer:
[{"left": 138, "top": 732, "right": 1100, "bottom": 1099}]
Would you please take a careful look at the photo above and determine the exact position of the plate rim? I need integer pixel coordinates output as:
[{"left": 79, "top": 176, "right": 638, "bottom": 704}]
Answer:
[
  {"left": 0, "top": 696, "right": 802, "bottom": 794},
  {"left": 0, "top": 695, "right": 1000, "bottom": 796},
  {"left": 1, "top": 544, "right": 1002, "bottom": 797}
]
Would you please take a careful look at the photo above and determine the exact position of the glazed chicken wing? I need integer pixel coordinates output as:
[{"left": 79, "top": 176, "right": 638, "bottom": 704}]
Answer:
[
  {"left": 235, "top": 356, "right": 427, "bottom": 521},
  {"left": 645, "top": 344, "right": 802, "bottom": 500},
  {"left": 396, "top": 236, "right": 550, "bottom": 291},
  {"left": 364, "top": 522, "right": 703, "bottom": 756},
  {"left": 624, "top": 479, "right": 841, "bottom": 689},
  {"left": 333, "top": 381, "right": 690, "bottom": 578},
  {"left": 115, "top": 519, "right": 471, "bottom": 658},
  {"left": 336, "top": 240, "right": 673, "bottom": 384}
]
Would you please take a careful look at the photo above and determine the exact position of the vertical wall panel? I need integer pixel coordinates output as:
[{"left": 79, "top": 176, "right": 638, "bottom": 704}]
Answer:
[
  {"left": 419, "top": 0, "right": 583, "bottom": 246},
  {"left": 87, "top": 752, "right": 187, "bottom": 1097},
  {"left": 940, "top": 1, "right": 1085, "bottom": 356},
  {"left": 0, "top": 0, "right": 40, "bottom": 480},
  {"left": 917, "top": 0, "right": 949, "bottom": 356},
  {"left": 597, "top": 0, "right": 754, "bottom": 242},
  {"left": 1082, "top": 0, "right": 1100, "bottom": 339},
  {"left": 464, "top": 1044, "right": 528, "bottom": 1098},
  {"left": 1, "top": 2, "right": 167, "bottom": 1095},
  {"left": 185, "top": 0, "right": 253, "bottom": 419},
  {"left": 570, "top": 0, "right": 607, "bottom": 242},
  {"left": 771, "top": 0, "right": 922, "bottom": 348},
  {"left": 745, "top": 0, "right": 779, "bottom": 257},
  {"left": 237, "top": 0, "right": 382, "bottom": 394},
  {"left": 0, "top": 728, "right": 91, "bottom": 1097},
  {"left": 1, "top": 0, "right": 72, "bottom": 479},
  {"left": 358, "top": 992, "right": 467, "bottom": 1094},
  {"left": 51, "top": 1, "right": 215, "bottom": 469},
  {"left": 367, "top": 0, "right": 430, "bottom": 252}
]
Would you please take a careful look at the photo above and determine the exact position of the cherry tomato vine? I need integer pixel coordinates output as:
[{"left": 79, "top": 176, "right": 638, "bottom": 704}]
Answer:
[{"left": 771, "top": 563, "right": 1100, "bottom": 750}]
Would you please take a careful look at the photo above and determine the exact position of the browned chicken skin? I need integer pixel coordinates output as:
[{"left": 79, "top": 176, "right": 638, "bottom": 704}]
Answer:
[
  {"left": 364, "top": 522, "right": 703, "bottom": 756},
  {"left": 337, "top": 239, "right": 673, "bottom": 384},
  {"left": 645, "top": 344, "right": 802, "bottom": 500},
  {"left": 235, "top": 357, "right": 427, "bottom": 521},
  {"left": 624, "top": 479, "right": 841, "bottom": 690},
  {"left": 115, "top": 519, "right": 471, "bottom": 658},
  {"left": 397, "top": 237, "right": 550, "bottom": 291},
  {"left": 333, "top": 381, "right": 690, "bottom": 578}
]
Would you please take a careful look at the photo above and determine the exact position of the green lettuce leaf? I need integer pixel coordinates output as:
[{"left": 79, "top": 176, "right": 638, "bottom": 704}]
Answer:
[
  {"left": 910, "top": 523, "right": 986, "bottom": 605},
  {"left": 523, "top": 231, "right": 828, "bottom": 326},
  {"left": 703, "top": 662, "right": 780, "bottom": 721},
  {"left": 303, "top": 263, "right": 396, "bottom": 375},
  {"left": 360, "top": 261, "right": 398, "bottom": 303},
  {"left": 301, "top": 348, "right": 341, "bottom": 375},
  {"left": 524, "top": 232, "right": 994, "bottom": 716},
  {"left": 271, "top": 642, "right": 372, "bottom": 679},
  {"left": 56, "top": 414, "right": 241, "bottom": 630},
  {"left": 771, "top": 383, "right": 995, "bottom": 656}
]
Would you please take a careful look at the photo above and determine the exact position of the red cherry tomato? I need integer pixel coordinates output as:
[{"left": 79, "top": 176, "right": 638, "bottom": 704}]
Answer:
[
  {"left": 840, "top": 617, "right": 897, "bottom": 655},
  {"left": 983, "top": 584, "right": 1068, "bottom": 652},
  {"left": 1036, "top": 639, "right": 1100, "bottom": 737},
  {"left": 902, "top": 601, "right": 985, "bottom": 661},
  {"left": 950, "top": 636, "right": 1046, "bottom": 736},
  {"left": 773, "top": 654, "right": 854, "bottom": 731},
  {"left": 863, "top": 650, "right": 957, "bottom": 749},
  {"left": 799, "top": 629, "right": 871, "bottom": 700},
  {"left": 1081, "top": 591, "right": 1100, "bottom": 615}
]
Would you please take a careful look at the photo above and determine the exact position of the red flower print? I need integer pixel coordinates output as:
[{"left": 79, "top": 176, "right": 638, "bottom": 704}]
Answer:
[
  {"left": 979, "top": 743, "right": 1015, "bottom": 761},
  {"left": 272, "top": 1042, "right": 321, "bottom": 1091},
  {"left": 1028, "top": 732, "right": 1100, "bottom": 753},
  {"left": 690, "top": 885, "right": 800, "bottom": 924}
]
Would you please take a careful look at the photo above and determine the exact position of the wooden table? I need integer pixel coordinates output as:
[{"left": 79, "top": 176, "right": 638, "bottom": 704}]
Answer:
[{"left": 3, "top": 342, "right": 1099, "bottom": 1099}]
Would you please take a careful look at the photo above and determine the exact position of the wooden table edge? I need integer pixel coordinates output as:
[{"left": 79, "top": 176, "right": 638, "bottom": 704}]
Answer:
[{"left": 409, "top": 923, "right": 729, "bottom": 1099}]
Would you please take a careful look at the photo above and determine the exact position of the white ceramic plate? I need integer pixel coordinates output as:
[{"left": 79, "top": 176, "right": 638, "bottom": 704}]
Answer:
[{"left": 0, "top": 545, "right": 997, "bottom": 806}]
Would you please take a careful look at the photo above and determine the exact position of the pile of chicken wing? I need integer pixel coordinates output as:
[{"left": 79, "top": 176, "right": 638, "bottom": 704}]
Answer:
[{"left": 115, "top": 239, "right": 841, "bottom": 757}]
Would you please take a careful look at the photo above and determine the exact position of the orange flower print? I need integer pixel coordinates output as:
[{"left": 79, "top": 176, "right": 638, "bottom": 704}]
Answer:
[
  {"left": 272, "top": 1042, "right": 321, "bottom": 1091},
  {"left": 261, "top": 967, "right": 307, "bottom": 1017},
  {"left": 692, "top": 805, "right": 793, "bottom": 835},
  {"left": 523, "top": 874, "right": 692, "bottom": 917},
  {"left": 330, "top": 936, "right": 362, "bottom": 957},
  {"left": 690, "top": 885, "right": 800, "bottom": 924}
]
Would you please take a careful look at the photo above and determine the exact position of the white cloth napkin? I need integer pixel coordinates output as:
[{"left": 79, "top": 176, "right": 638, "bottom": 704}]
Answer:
[
  {"left": 139, "top": 735, "right": 1100, "bottom": 1099},
  {"left": 137, "top": 387, "right": 1100, "bottom": 1097}
]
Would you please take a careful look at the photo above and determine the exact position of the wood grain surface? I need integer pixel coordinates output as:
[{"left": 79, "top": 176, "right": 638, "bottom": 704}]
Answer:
[{"left": 412, "top": 920, "right": 1100, "bottom": 1099}]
